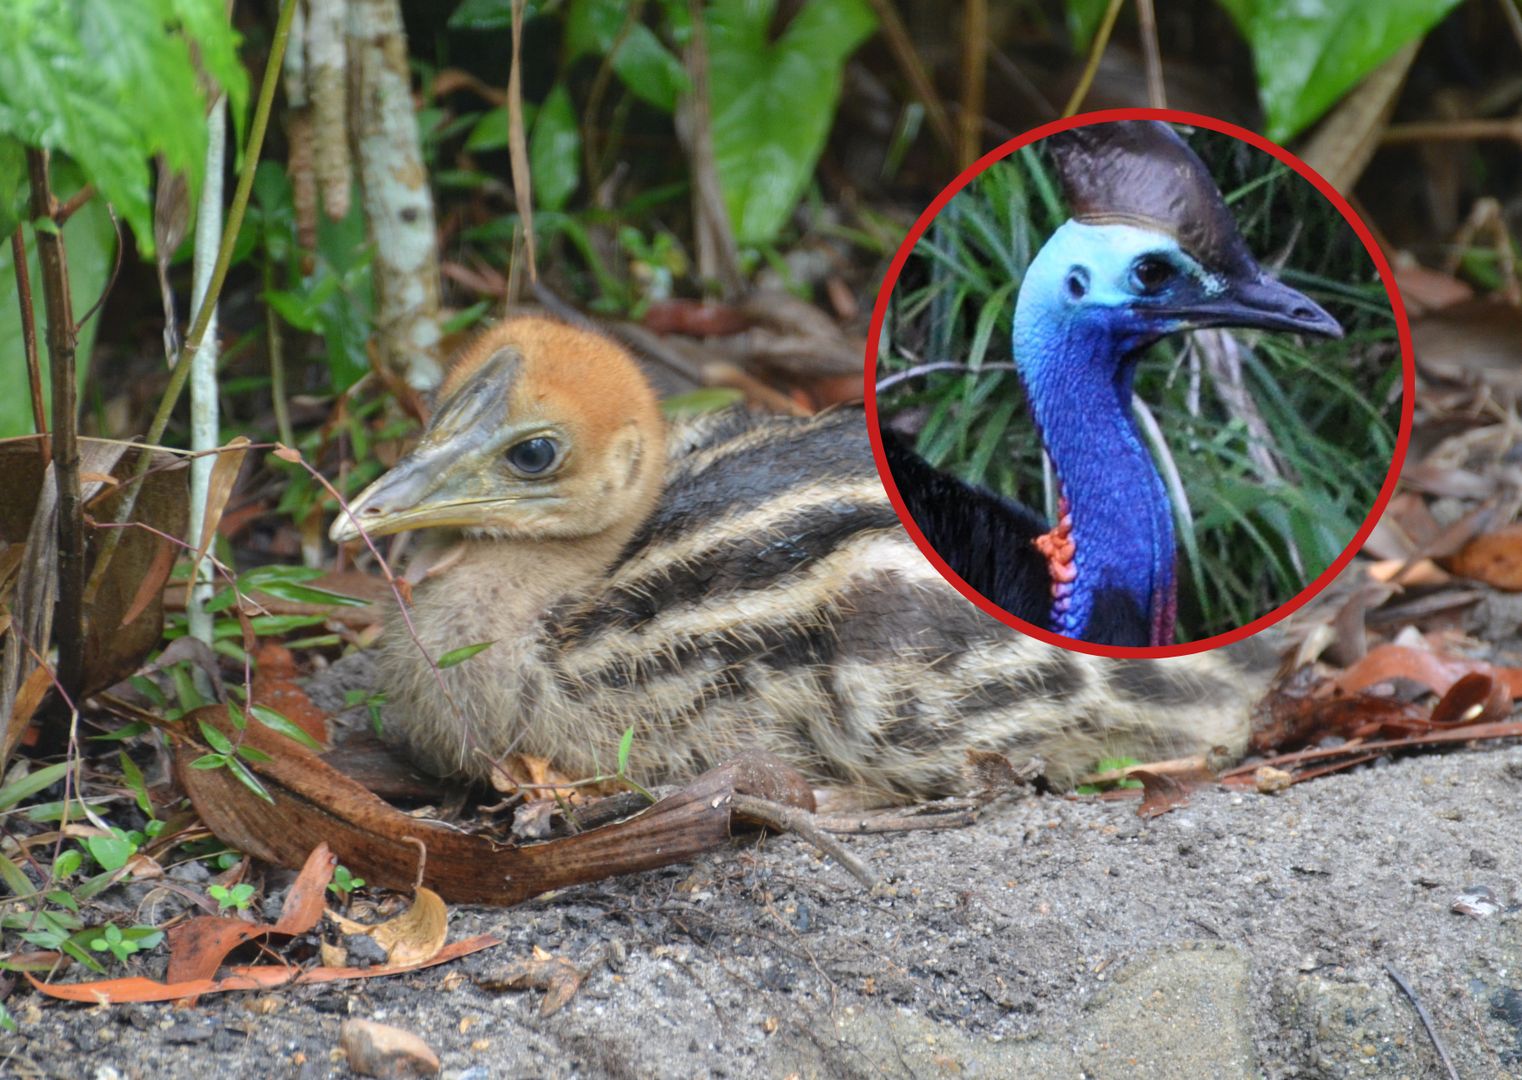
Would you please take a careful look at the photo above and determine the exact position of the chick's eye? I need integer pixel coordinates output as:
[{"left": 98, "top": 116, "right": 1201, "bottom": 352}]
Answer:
[
  {"left": 1131, "top": 257, "right": 1176, "bottom": 293},
  {"left": 506, "top": 437, "right": 558, "bottom": 475}
]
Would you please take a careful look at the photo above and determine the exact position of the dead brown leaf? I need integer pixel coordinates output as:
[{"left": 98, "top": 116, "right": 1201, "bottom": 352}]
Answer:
[
  {"left": 477, "top": 946, "right": 584, "bottom": 1017},
  {"left": 1447, "top": 524, "right": 1522, "bottom": 590},
  {"left": 165, "top": 844, "right": 337, "bottom": 984},
  {"left": 193, "top": 436, "right": 251, "bottom": 565},
  {"left": 367, "top": 887, "right": 448, "bottom": 968},
  {"left": 1132, "top": 770, "right": 1193, "bottom": 819}
]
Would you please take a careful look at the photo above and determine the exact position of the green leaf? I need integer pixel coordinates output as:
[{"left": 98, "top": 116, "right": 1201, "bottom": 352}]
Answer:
[
  {"left": 198, "top": 718, "right": 235, "bottom": 755},
  {"left": 436, "top": 641, "right": 495, "bottom": 669},
  {"left": 529, "top": 82, "right": 582, "bottom": 212},
  {"left": 0, "top": 760, "right": 70, "bottom": 811},
  {"left": 223, "top": 755, "right": 273, "bottom": 803},
  {"left": 83, "top": 834, "right": 134, "bottom": 872},
  {"left": 0, "top": 160, "right": 116, "bottom": 437},
  {"left": 1219, "top": 0, "right": 1463, "bottom": 140},
  {"left": 707, "top": 0, "right": 877, "bottom": 244},
  {"left": 617, "top": 725, "right": 635, "bottom": 774},
  {"left": 0, "top": 0, "right": 245, "bottom": 254},
  {"left": 660, "top": 387, "right": 746, "bottom": 416},
  {"left": 250, "top": 703, "right": 323, "bottom": 750},
  {"left": 0, "top": 135, "right": 26, "bottom": 237},
  {"left": 117, "top": 751, "right": 153, "bottom": 816},
  {"left": 565, "top": 0, "right": 690, "bottom": 111},
  {"left": 1065, "top": 0, "right": 1112, "bottom": 52},
  {"left": 466, "top": 107, "right": 511, "bottom": 152},
  {"left": 448, "top": 0, "right": 542, "bottom": 30},
  {"left": 53, "top": 849, "right": 82, "bottom": 879}
]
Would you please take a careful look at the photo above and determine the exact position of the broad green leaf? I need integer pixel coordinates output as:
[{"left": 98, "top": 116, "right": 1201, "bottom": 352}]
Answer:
[
  {"left": 466, "top": 108, "right": 511, "bottom": 152},
  {"left": 1218, "top": 0, "right": 1463, "bottom": 141},
  {"left": 1065, "top": 0, "right": 1112, "bottom": 52},
  {"left": 565, "top": 0, "right": 690, "bottom": 112},
  {"left": 0, "top": 161, "right": 117, "bottom": 437},
  {"left": 708, "top": 0, "right": 877, "bottom": 244},
  {"left": 617, "top": 725, "right": 635, "bottom": 773},
  {"left": 437, "top": 641, "right": 496, "bottom": 669},
  {"left": 530, "top": 82, "right": 582, "bottom": 211},
  {"left": 0, "top": 0, "right": 245, "bottom": 253}
]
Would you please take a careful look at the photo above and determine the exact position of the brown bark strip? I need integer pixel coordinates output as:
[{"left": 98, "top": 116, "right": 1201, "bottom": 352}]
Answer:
[
  {"left": 174, "top": 706, "right": 815, "bottom": 905},
  {"left": 10, "top": 227, "right": 46, "bottom": 457}
]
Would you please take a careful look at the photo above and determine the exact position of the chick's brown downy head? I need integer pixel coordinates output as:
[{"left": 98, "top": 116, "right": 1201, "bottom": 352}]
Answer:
[{"left": 330, "top": 318, "right": 667, "bottom": 544}]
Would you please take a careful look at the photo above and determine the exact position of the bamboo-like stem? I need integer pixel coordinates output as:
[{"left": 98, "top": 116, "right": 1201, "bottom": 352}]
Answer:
[
  {"left": 958, "top": 0, "right": 987, "bottom": 169},
  {"left": 25, "top": 148, "right": 84, "bottom": 698},
  {"left": 1062, "top": 0, "right": 1126, "bottom": 118},
  {"left": 11, "top": 227, "right": 47, "bottom": 456},
  {"left": 84, "top": 0, "right": 299, "bottom": 610},
  {"left": 265, "top": 259, "right": 296, "bottom": 448},
  {"left": 1136, "top": 0, "right": 1166, "bottom": 109},
  {"left": 186, "top": 94, "right": 229, "bottom": 655}
]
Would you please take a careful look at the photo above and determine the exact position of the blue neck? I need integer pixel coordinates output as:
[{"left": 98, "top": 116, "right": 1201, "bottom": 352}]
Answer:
[{"left": 1014, "top": 228, "right": 1177, "bottom": 643}]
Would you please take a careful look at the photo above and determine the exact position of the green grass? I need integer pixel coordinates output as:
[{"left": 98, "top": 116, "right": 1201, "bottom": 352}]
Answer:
[{"left": 876, "top": 132, "right": 1401, "bottom": 642}]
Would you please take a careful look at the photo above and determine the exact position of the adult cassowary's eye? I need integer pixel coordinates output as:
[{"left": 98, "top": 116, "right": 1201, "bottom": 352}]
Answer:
[
  {"left": 506, "top": 437, "right": 558, "bottom": 475},
  {"left": 1131, "top": 257, "right": 1176, "bottom": 293}
]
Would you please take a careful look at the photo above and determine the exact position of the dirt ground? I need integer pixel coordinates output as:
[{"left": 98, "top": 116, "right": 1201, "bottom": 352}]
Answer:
[{"left": 5, "top": 729, "right": 1519, "bottom": 1080}]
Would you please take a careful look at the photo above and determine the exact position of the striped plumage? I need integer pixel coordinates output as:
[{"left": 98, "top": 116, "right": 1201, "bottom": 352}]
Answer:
[{"left": 334, "top": 317, "right": 1267, "bottom": 806}]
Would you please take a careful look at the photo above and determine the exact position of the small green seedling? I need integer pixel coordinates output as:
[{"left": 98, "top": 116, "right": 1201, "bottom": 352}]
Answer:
[
  {"left": 208, "top": 882, "right": 256, "bottom": 912},
  {"left": 87, "top": 924, "right": 164, "bottom": 964},
  {"left": 1075, "top": 756, "right": 1146, "bottom": 795},
  {"left": 328, "top": 865, "right": 365, "bottom": 900}
]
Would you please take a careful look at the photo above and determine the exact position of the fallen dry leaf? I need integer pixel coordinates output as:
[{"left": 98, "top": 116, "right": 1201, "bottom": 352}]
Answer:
[
  {"left": 165, "top": 844, "right": 337, "bottom": 984},
  {"left": 1336, "top": 643, "right": 1522, "bottom": 699},
  {"left": 194, "top": 437, "right": 251, "bottom": 565},
  {"left": 27, "top": 935, "right": 499, "bottom": 1005},
  {"left": 368, "top": 887, "right": 448, "bottom": 968},
  {"left": 477, "top": 945, "right": 584, "bottom": 1017},
  {"left": 1132, "top": 770, "right": 1192, "bottom": 819},
  {"left": 251, "top": 642, "right": 331, "bottom": 745},
  {"left": 1447, "top": 525, "right": 1522, "bottom": 590}
]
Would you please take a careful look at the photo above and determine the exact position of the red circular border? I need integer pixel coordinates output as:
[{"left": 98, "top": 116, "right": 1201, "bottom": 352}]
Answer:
[{"left": 863, "top": 107, "right": 1416, "bottom": 660}]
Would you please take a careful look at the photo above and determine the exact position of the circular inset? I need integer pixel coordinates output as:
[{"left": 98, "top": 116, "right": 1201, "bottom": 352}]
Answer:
[{"left": 867, "top": 109, "right": 1413, "bottom": 657}]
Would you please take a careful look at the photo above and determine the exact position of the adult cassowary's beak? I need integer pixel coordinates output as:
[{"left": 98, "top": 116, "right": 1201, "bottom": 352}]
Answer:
[{"left": 1164, "top": 272, "right": 1344, "bottom": 339}]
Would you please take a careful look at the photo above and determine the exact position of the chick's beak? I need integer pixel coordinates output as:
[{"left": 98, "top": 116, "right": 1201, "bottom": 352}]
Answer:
[{"left": 329, "top": 448, "right": 505, "bottom": 543}]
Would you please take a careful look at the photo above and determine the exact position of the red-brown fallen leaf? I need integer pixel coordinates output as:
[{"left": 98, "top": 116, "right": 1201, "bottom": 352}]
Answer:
[
  {"left": 164, "top": 844, "right": 336, "bottom": 984},
  {"left": 1335, "top": 643, "right": 1522, "bottom": 699},
  {"left": 251, "top": 643, "right": 331, "bottom": 746},
  {"left": 26, "top": 935, "right": 499, "bottom": 1005},
  {"left": 1132, "top": 770, "right": 1193, "bottom": 819},
  {"left": 1428, "top": 673, "right": 1511, "bottom": 728},
  {"left": 1447, "top": 525, "right": 1522, "bottom": 590},
  {"left": 642, "top": 299, "right": 751, "bottom": 337},
  {"left": 118, "top": 533, "right": 177, "bottom": 628}
]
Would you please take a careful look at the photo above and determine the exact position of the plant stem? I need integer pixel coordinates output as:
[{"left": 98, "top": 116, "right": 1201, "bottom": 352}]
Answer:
[
  {"left": 85, "top": 0, "right": 299, "bottom": 610},
  {"left": 26, "top": 148, "right": 84, "bottom": 698},
  {"left": 1062, "top": 0, "right": 1126, "bottom": 118},
  {"left": 11, "top": 226, "right": 47, "bottom": 457}
]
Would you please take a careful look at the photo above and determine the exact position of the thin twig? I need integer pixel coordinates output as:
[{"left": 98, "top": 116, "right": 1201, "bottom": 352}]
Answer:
[
  {"left": 72, "top": 207, "right": 123, "bottom": 336},
  {"left": 876, "top": 361, "right": 1017, "bottom": 394},
  {"left": 730, "top": 794, "right": 877, "bottom": 890},
  {"left": 1384, "top": 962, "right": 1460, "bottom": 1080},
  {"left": 1062, "top": 0, "right": 1126, "bottom": 117},
  {"left": 53, "top": 184, "right": 96, "bottom": 226},
  {"left": 82, "top": 0, "right": 298, "bottom": 610},
  {"left": 11, "top": 227, "right": 46, "bottom": 457},
  {"left": 1136, "top": 0, "right": 1166, "bottom": 109},
  {"left": 264, "top": 260, "right": 296, "bottom": 448}
]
